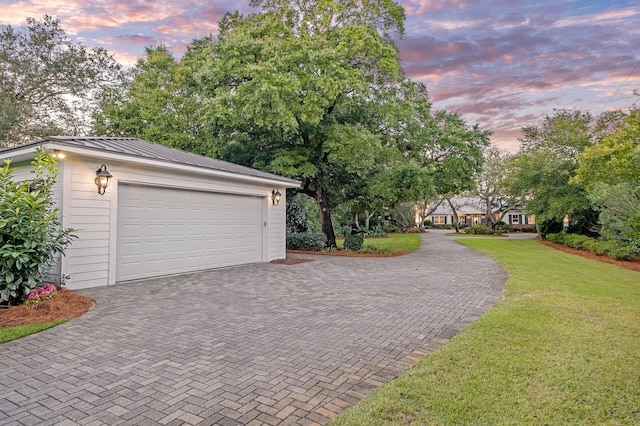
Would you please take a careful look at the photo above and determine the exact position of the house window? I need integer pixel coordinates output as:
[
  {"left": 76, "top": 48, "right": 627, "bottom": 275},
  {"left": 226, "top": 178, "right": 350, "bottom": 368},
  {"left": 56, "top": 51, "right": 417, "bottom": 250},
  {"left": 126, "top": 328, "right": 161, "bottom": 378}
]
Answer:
[
  {"left": 458, "top": 215, "right": 467, "bottom": 224},
  {"left": 511, "top": 214, "right": 520, "bottom": 224},
  {"left": 433, "top": 216, "right": 446, "bottom": 225}
]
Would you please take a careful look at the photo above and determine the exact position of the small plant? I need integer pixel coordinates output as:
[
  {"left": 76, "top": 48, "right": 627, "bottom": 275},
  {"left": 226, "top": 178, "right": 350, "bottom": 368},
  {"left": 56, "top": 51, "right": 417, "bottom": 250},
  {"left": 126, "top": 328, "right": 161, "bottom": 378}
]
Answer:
[
  {"left": 358, "top": 244, "right": 391, "bottom": 254},
  {"left": 344, "top": 233, "right": 364, "bottom": 251},
  {"left": 25, "top": 283, "right": 58, "bottom": 305}
]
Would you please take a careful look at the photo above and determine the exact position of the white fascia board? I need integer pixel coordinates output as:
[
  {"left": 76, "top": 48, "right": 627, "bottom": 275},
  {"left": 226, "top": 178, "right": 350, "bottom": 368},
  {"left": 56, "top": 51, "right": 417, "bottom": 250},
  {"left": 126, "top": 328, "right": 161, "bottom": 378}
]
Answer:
[
  {"left": 0, "top": 146, "right": 40, "bottom": 164},
  {"left": 2, "top": 142, "right": 301, "bottom": 189}
]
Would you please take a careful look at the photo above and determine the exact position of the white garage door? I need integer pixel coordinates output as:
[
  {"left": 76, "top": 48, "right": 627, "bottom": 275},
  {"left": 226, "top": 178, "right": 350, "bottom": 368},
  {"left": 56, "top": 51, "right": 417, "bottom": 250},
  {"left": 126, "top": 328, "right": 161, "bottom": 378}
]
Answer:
[{"left": 116, "top": 184, "right": 263, "bottom": 281}]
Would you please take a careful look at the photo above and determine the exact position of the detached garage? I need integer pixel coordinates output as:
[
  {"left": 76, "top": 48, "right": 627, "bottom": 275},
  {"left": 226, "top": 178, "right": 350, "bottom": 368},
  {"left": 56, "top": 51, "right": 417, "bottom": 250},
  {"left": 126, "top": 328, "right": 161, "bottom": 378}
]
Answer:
[{"left": 0, "top": 137, "right": 299, "bottom": 290}]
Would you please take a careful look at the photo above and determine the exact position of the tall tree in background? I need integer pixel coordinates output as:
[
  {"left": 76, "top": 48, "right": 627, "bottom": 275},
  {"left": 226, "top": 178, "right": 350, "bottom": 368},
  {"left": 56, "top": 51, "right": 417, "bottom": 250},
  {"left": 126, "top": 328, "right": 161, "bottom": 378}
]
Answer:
[
  {"left": 507, "top": 109, "right": 623, "bottom": 236},
  {"left": 473, "top": 145, "right": 519, "bottom": 228},
  {"left": 0, "top": 16, "right": 120, "bottom": 146},
  {"left": 93, "top": 44, "right": 211, "bottom": 155},
  {"left": 575, "top": 108, "right": 640, "bottom": 243}
]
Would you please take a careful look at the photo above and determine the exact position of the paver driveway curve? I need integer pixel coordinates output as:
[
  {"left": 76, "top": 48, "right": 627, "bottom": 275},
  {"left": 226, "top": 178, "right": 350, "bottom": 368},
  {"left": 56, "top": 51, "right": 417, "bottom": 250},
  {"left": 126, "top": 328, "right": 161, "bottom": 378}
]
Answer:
[{"left": 1, "top": 230, "right": 508, "bottom": 425}]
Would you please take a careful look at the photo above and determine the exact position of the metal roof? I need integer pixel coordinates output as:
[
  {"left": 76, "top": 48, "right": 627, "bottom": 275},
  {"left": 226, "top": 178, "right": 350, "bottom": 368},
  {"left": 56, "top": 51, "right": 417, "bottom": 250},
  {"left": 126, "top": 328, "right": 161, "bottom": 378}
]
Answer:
[{"left": 0, "top": 136, "right": 299, "bottom": 185}]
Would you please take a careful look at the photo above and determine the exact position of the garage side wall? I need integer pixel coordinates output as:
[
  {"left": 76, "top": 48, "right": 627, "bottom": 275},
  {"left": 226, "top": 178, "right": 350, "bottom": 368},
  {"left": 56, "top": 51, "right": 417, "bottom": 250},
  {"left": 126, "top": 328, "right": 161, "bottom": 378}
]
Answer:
[
  {"left": 61, "top": 155, "right": 288, "bottom": 290},
  {"left": 268, "top": 191, "right": 286, "bottom": 261}
]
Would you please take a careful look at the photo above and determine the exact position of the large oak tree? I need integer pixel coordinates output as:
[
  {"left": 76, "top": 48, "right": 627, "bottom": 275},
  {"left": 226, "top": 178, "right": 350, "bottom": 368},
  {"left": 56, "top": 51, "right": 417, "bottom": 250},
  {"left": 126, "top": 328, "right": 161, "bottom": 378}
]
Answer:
[{"left": 195, "top": 1, "right": 405, "bottom": 247}]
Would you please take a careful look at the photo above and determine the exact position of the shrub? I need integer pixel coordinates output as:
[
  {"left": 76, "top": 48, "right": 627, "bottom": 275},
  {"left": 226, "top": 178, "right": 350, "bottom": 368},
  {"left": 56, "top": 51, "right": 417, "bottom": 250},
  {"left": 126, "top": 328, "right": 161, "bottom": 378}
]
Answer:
[
  {"left": 464, "top": 226, "right": 494, "bottom": 235},
  {"left": 494, "top": 221, "right": 511, "bottom": 232},
  {"left": 334, "top": 225, "right": 352, "bottom": 238},
  {"left": 344, "top": 233, "right": 364, "bottom": 251},
  {"left": 0, "top": 150, "right": 76, "bottom": 306},
  {"left": 362, "top": 225, "right": 387, "bottom": 238},
  {"left": 596, "top": 240, "right": 639, "bottom": 261},
  {"left": 548, "top": 233, "right": 639, "bottom": 261},
  {"left": 562, "top": 234, "right": 593, "bottom": 249},
  {"left": 537, "top": 219, "right": 563, "bottom": 239},
  {"left": 286, "top": 232, "right": 327, "bottom": 251},
  {"left": 545, "top": 233, "right": 564, "bottom": 244},
  {"left": 286, "top": 194, "right": 315, "bottom": 233}
]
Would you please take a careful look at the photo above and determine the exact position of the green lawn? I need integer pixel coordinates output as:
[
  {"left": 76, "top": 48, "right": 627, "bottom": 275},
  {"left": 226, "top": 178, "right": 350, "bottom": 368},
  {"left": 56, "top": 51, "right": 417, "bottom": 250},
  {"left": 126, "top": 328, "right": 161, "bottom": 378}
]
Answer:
[
  {"left": 0, "top": 320, "right": 66, "bottom": 344},
  {"left": 330, "top": 238, "right": 640, "bottom": 425},
  {"left": 337, "top": 233, "right": 422, "bottom": 253}
]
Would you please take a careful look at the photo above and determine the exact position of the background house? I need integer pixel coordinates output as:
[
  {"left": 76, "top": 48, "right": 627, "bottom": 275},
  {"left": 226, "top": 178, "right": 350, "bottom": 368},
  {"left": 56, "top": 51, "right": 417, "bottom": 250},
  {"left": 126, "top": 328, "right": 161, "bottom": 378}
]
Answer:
[
  {"left": 428, "top": 196, "right": 485, "bottom": 226},
  {"left": 0, "top": 137, "right": 299, "bottom": 290},
  {"left": 427, "top": 196, "right": 535, "bottom": 229},
  {"left": 499, "top": 209, "right": 536, "bottom": 229}
]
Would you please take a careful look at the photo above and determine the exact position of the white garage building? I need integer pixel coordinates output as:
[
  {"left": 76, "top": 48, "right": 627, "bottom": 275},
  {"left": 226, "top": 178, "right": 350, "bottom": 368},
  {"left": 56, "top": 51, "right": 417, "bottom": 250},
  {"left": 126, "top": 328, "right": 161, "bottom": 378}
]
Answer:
[{"left": 0, "top": 137, "right": 299, "bottom": 290}]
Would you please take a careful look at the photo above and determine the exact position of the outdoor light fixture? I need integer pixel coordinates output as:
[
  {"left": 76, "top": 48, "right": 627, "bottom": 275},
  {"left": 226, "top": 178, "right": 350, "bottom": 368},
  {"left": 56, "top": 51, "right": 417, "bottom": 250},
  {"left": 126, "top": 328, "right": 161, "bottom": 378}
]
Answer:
[
  {"left": 54, "top": 150, "right": 65, "bottom": 159},
  {"left": 271, "top": 189, "right": 282, "bottom": 206},
  {"left": 95, "top": 164, "right": 113, "bottom": 195}
]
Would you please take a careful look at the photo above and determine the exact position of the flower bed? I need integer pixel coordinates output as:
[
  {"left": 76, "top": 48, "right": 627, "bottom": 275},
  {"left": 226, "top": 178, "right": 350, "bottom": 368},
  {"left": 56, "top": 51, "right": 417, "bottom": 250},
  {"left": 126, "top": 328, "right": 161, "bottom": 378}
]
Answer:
[{"left": 26, "top": 283, "right": 57, "bottom": 305}]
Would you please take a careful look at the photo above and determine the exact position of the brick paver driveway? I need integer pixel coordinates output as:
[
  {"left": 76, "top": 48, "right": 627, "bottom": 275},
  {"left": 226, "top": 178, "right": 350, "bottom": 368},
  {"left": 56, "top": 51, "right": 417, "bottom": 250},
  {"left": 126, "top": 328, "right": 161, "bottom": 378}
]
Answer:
[{"left": 1, "top": 230, "right": 507, "bottom": 425}]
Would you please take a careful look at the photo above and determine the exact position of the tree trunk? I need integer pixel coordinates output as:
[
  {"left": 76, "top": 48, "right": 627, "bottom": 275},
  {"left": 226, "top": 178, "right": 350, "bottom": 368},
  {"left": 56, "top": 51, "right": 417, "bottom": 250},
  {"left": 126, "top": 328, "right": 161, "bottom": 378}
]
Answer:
[
  {"left": 352, "top": 211, "right": 360, "bottom": 230},
  {"left": 447, "top": 198, "right": 460, "bottom": 233},
  {"left": 364, "top": 210, "right": 374, "bottom": 230},
  {"left": 316, "top": 186, "right": 337, "bottom": 248}
]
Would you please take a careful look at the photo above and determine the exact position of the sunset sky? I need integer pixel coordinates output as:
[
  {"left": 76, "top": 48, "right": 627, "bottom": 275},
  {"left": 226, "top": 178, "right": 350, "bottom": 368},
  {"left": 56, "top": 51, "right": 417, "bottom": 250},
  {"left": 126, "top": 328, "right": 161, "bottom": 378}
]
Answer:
[{"left": 2, "top": 0, "right": 639, "bottom": 150}]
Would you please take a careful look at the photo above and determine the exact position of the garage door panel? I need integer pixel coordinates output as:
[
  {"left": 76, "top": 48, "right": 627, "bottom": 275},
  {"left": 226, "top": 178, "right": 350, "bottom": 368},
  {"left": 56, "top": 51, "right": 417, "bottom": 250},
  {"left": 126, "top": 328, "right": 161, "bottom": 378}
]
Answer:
[{"left": 117, "top": 184, "right": 263, "bottom": 282}]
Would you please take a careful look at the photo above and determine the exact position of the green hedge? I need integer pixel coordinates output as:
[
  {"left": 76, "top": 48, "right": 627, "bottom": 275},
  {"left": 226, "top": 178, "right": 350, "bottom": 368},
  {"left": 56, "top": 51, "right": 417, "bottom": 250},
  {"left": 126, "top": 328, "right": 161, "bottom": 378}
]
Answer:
[
  {"left": 286, "top": 232, "right": 327, "bottom": 251},
  {"left": 464, "top": 226, "right": 495, "bottom": 235},
  {"left": 546, "top": 233, "right": 639, "bottom": 261}
]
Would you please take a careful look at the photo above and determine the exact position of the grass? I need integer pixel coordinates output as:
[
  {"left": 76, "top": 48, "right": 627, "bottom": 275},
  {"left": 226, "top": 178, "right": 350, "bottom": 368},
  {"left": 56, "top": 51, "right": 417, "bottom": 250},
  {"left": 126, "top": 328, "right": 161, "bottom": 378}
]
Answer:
[
  {"left": 337, "top": 233, "right": 422, "bottom": 253},
  {"left": 0, "top": 320, "right": 66, "bottom": 344},
  {"left": 330, "top": 238, "right": 640, "bottom": 425}
]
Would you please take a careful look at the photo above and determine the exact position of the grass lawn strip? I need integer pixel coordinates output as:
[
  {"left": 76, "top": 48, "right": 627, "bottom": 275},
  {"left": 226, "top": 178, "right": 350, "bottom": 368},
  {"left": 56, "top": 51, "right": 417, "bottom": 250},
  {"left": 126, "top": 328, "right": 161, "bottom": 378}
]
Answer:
[
  {"left": 0, "top": 320, "right": 66, "bottom": 344},
  {"left": 330, "top": 238, "right": 640, "bottom": 425},
  {"left": 337, "top": 233, "right": 422, "bottom": 253}
]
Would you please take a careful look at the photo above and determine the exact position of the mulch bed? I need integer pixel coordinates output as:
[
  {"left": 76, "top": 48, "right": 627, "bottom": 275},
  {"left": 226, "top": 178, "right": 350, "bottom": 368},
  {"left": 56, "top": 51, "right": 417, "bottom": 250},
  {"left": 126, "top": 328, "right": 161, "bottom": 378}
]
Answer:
[
  {"left": 540, "top": 240, "right": 640, "bottom": 273},
  {"left": 270, "top": 258, "right": 315, "bottom": 265},
  {"left": 0, "top": 290, "right": 95, "bottom": 328},
  {"left": 286, "top": 249, "right": 405, "bottom": 258}
]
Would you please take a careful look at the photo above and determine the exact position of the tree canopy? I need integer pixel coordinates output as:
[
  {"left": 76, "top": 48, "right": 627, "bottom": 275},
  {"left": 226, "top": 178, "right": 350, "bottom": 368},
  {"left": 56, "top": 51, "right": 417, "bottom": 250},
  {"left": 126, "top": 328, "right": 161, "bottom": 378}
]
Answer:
[
  {"left": 0, "top": 15, "right": 120, "bottom": 146},
  {"left": 94, "top": 0, "right": 491, "bottom": 246}
]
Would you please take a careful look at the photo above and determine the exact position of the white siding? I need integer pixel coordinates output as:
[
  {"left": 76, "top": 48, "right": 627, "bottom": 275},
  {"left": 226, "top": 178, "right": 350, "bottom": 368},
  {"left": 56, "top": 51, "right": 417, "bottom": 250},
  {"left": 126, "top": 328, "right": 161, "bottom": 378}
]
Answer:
[
  {"left": 268, "top": 191, "right": 287, "bottom": 260},
  {"left": 63, "top": 159, "right": 112, "bottom": 289}
]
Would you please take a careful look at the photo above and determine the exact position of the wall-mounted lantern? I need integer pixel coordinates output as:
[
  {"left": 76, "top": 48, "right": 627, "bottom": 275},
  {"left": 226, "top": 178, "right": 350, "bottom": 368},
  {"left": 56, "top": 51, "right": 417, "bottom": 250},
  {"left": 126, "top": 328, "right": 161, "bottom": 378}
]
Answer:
[
  {"left": 95, "top": 164, "right": 113, "bottom": 195},
  {"left": 271, "top": 189, "right": 282, "bottom": 206}
]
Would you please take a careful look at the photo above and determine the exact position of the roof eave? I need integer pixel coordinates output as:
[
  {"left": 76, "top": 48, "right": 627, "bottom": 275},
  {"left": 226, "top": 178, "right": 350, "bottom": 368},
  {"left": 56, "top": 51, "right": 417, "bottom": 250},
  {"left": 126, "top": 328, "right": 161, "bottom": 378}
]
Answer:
[{"left": 0, "top": 141, "right": 300, "bottom": 188}]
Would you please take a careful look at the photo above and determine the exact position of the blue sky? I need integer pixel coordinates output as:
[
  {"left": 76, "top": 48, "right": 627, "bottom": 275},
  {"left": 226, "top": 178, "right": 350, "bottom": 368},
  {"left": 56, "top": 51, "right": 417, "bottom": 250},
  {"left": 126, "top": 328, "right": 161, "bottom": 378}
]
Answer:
[{"left": 2, "top": 0, "right": 639, "bottom": 150}]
